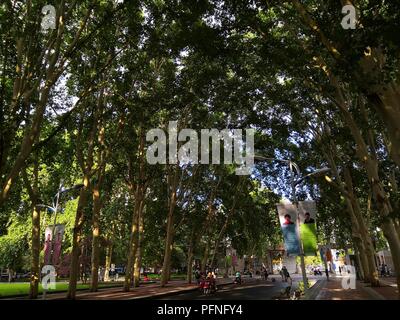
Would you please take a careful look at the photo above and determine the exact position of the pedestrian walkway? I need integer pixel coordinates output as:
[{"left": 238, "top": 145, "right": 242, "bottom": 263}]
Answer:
[
  {"left": 34, "top": 278, "right": 234, "bottom": 300},
  {"left": 313, "top": 275, "right": 399, "bottom": 300},
  {"left": 365, "top": 277, "right": 399, "bottom": 300}
]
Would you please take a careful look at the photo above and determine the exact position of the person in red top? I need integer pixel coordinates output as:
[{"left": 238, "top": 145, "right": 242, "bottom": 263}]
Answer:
[{"left": 283, "top": 214, "right": 294, "bottom": 225}]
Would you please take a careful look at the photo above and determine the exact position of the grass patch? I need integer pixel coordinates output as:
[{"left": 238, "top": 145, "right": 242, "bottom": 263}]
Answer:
[{"left": 0, "top": 282, "right": 121, "bottom": 298}]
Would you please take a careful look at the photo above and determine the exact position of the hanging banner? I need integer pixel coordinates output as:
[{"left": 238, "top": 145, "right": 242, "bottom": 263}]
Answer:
[
  {"left": 319, "top": 245, "right": 329, "bottom": 263},
  {"left": 43, "top": 227, "right": 52, "bottom": 265},
  {"left": 298, "top": 201, "right": 318, "bottom": 256},
  {"left": 276, "top": 203, "right": 300, "bottom": 256},
  {"left": 43, "top": 224, "right": 65, "bottom": 265}
]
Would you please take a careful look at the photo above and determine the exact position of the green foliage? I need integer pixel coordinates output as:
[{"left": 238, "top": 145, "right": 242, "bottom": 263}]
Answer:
[{"left": 0, "top": 215, "right": 31, "bottom": 270}]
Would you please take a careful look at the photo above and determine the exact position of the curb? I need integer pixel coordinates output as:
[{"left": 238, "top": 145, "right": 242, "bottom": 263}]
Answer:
[{"left": 302, "top": 279, "right": 326, "bottom": 300}]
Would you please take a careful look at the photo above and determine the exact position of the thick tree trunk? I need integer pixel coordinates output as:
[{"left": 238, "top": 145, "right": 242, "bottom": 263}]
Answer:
[
  {"left": 22, "top": 146, "right": 41, "bottom": 299},
  {"left": 353, "top": 242, "right": 365, "bottom": 281},
  {"left": 352, "top": 237, "right": 368, "bottom": 281},
  {"left": 326, "top": 86, "right": 399, "bottom": 288},
  {"left": 90, "top": 117, "right": 106, "bottom": 292},
  {"left": 124, "top": 129, "right": 146, "bottom": 291},
  {"left": 133, "top": 246, "right": 142, "bottom": 288},
  {"left": 381, "top": 220, "right": 400, "bottom": 298},
  {"left": 321, "top": 144, "right": 374, "bottom": 283},
  {"left": 343, "top": 167, "right": 379, "bottom": 286},
  {"left": 67, "top": 177, "right": 90, "bottom": 299},
  {"left": 133, "top": 204, "right": 144, "bottom": 288},
  {"left": 161, "top": 202, "right": 175, "bottom": 287},
  {"left": 160, "top": 164, "right": 179, "bottom": 287},
  {"left": 123, "top": 204, "right": 140, "bottom": 291}
]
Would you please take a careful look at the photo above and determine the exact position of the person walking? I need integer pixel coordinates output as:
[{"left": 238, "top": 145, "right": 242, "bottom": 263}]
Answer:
[
  {"left": 282, "top": 266, "right": 289, "bottom": 282},
  {"left": 380, "top": 264, "right": 386, "bottom": 277},
  {"left": 279, "top": 268, "right": 284, "bottom": 281},
  {"left": 263, "top": 268, "right": 269, "bottom": 281}
]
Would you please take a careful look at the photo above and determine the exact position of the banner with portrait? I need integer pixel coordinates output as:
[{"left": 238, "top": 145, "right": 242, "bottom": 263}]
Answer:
[
  {"left": 298, "top": 201, "right": 318, "bottom": 256},
  {"left": 43, "top": 224, "right": 65, "bottom": 265},
  {"left": 276, "top": 203, "right": 300, "bottom": 256}
]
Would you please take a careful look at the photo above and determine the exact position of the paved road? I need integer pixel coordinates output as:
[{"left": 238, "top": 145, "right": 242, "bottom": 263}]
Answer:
[{"left": 157, "top": 276, "right": 309, "bottom": 300}]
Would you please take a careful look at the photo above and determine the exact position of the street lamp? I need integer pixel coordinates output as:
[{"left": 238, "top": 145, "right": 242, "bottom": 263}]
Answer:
[{"left": 254, "top": 155, "right": 330, "bottom": 293}]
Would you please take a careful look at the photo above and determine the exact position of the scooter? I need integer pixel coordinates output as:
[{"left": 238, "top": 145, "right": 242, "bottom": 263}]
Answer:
[{"left": 233, "top": 276, "right": 242, "bottom": 284}]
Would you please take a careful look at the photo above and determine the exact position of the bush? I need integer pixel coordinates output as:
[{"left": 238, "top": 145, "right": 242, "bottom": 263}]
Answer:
[{"left": 297, "top": 280, "right": 312, "bottom": 294}]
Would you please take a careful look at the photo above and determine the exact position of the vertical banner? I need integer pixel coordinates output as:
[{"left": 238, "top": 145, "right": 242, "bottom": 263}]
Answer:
[
  {"left": 52, "top": 224, "right": 65, "bottom": 265},
  {"left": 43, "top": 227, "right": 52, "bottom": 264},
  {"left": 277, "top": 203, "right": 300, "bottom": 256},
  {"left": 43, "top": 224, "right": 65, "bottom": 265},
  {"left": 298, "top": 201, "right": 318, "bottom": 256},
  {"left": 319, "top": 247, "right": 326, "bottom": 263}
]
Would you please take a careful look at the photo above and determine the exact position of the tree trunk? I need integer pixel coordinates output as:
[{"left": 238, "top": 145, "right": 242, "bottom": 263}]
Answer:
[
  {"left": 22, "top": 149, "right": 40, "bottom": 299},
  {"left": 67, "top": 176, "right": 90, "bottom": 299},
  {"left": 210, "top": 218, "right": 230, "bottom": 269},
  {"left": 161, "top": 201, "right": 175, "bottom": 287},
  {"left": 90, "top": 184, "right": 102, "bottom": 292},
  {"left": 343, "top": 167, "right": 380, "bottom": 286},
  {"left": 104, "top": 242, "right": 113, "bottom": 282},
  {"left": 186, "top": 234, "right": 194, "bottom": 284},
  {"left": 381, "top": 220, "right": 400, "bottom": 298},
  {"left": 353, "top": 243, "right": 365, "bottom": 281},
  {"left": 160, "top": 164, "right": 179, "bottom": 287},
  {"left": 123, "top": 204, "right": 140, "bottom": 291},
  {"left": 29, "top": 205, "right": 40, "bottom": 298},
  {"left": 133, "top": 203, "right": 144, "bottom": 288},
  {"left": 124, "top": 128, "right": 146, "bottom": 291},
  {"left": 90, "top": 115, "right": 107, "bottom": 292}
]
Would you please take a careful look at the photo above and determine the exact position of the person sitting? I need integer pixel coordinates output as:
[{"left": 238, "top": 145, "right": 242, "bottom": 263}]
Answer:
[
  {"left": 207, "top": 272, "right": 216, "bottom": 292},
  {"left": 235, "top": 271, "right": 242, "bottom": 284}
]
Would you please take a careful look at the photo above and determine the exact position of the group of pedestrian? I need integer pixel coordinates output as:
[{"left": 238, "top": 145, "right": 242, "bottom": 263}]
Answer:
[
  {"left": 380, "top": 263, "right": 391, "bottom": 277},
  {"left": 311, "top": 266, "right": 322, "bottom": 276},
  {"left": 194, "top": 268, "right": 217, "bottom": 284},
  {"left": 195, "top": 268, "right": 218, "bottom": 293}
]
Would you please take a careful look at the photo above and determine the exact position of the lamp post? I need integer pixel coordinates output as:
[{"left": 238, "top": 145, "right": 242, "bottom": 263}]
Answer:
[{"left": 254, "top": 155, "right": 330, "bottom": 293}]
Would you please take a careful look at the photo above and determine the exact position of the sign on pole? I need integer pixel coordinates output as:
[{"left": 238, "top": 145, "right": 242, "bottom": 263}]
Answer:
[
  {"left": 298, "top": 201, "right": 318, "bottom": 256},
  {"left": 276, "top": 203, "right": 301, "bottom": 256}
]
